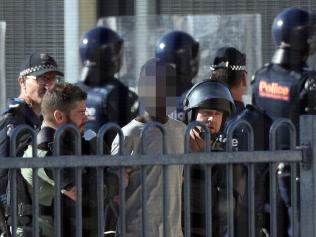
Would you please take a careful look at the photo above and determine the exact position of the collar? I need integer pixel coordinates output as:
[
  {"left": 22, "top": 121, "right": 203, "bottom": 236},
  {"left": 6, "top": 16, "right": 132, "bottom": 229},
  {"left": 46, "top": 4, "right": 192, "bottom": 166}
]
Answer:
[
  {"left": 6, "top": 98, "right": 42, "bottom": 129},
  {"left": 234, "top": 100, "right": 245, "bottom": 115}
]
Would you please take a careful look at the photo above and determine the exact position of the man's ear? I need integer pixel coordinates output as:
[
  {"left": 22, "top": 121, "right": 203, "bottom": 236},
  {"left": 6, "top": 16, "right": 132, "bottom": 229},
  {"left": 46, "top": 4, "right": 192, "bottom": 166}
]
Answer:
[
  {"left": 53, "top": 110, "right": 65, "bottom": 125},
  {"left": 17, "top": 76, "right": 26, "bottom": 89}
]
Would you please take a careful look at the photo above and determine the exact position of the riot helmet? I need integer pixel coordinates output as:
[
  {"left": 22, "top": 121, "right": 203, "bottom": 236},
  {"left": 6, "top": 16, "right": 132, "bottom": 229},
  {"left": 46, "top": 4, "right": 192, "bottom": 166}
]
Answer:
[
  {"left": 79, "top": 26, "right": 124, "bottom": 75},
  {"left": 155, "top": 31, "right": 199, "bottom": 83},
  {"left": 272, "top": 7, "right": 316, "bottom": 55},
  {"left": 183, "top": 80, "right": 235, "bottom": 123}
]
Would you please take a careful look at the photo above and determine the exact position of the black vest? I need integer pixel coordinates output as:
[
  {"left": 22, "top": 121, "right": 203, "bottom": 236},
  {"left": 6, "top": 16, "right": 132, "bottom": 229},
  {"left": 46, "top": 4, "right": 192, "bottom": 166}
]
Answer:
[{"left": 77, "top": 79, "right": 139, "bottom": 132}]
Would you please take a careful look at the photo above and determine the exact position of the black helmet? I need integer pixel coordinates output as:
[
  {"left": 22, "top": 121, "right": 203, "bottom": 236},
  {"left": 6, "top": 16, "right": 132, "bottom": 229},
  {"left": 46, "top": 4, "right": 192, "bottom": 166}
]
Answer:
[
  {"left": 155, "top": 31, "right": 199, "bottom": 82},
  {"left": 272, "top": 7, "right": 316, "bottom": 55},
  {"left": 79, "top": 26, "right": 124, "bottom": 75},
  {"left": 183, "top": 80, "right": 235, "bottom": 122}
]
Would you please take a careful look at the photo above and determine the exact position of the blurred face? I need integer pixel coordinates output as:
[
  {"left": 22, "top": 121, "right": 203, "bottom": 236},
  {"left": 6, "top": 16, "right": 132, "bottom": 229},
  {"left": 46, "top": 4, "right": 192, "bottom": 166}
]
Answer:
[
  {"left": 195, "top": 108, "right": 223, "bottom": 135},
  {"left": 66, "top": 100, "right": 87, "bottom": 134},
  {"left": 138, "top": 75, "right": 167, "bottom": 117},
  {"left": 138, "top": 60, "right": 177, "bottom": 118},
  {"left": 22, "top": 72, "right": 59, "bottom": 105}
]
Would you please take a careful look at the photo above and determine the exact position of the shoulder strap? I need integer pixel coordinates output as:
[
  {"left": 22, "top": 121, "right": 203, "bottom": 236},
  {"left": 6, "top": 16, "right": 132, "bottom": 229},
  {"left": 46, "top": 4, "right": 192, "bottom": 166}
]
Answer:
[
  {"left": 0, "top": 111, "right": 16, "bottom": 130},
  {"left": 37, "top": 127, "right": 55, "bottom": 152}
]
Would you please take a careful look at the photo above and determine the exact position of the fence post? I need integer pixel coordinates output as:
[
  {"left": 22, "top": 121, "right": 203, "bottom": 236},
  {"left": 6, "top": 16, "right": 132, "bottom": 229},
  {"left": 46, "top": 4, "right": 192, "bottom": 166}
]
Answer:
[{"left": 299, "top": 115, "right": 316, "bottom": 237}]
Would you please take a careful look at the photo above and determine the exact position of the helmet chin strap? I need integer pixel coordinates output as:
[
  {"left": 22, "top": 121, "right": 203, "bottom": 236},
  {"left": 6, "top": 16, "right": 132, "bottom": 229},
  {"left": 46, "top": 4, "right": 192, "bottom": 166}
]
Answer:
[{"left": 271, "top": 48, "right": 307, "bottom": 70}]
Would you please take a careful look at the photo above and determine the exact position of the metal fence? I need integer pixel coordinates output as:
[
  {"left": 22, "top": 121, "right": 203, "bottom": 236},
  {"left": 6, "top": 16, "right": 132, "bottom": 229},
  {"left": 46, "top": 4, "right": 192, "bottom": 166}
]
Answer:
[{"left": 2, "top": 115, "right": 316, "bottom": 237}]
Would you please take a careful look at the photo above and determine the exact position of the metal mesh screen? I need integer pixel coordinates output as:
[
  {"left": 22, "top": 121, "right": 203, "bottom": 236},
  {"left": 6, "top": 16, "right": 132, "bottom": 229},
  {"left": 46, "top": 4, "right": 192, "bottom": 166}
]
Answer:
[
  {"left": 0, "top": 0, "right": 64, "bottom": 107},
  {"left": 156, "top": 0, "right": 316, "bottom": 70},
  {"left": 0, "top": 22, "right": 5, "bottom": 111},
  {"left": 98, "top": 14, "right": 262, "bottom": 97}
]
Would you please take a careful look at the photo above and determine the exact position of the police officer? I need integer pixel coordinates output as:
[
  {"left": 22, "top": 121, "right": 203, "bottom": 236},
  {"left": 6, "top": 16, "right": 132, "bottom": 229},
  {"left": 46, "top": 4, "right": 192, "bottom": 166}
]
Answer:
[
  {"left": 210, "top": 46, "right": 272, "bottom": 150},
  {"left": 210, "top": 47, "right": 247, "bottom": 115},
  {"left": 252, "top": 7, "right": 316, "bottom": 236},
  {"left": 0, "top": 52, "right": 62, "bottom": 236},
  {"left": 78, "top": 26, "right": 139, "bottom": 133},
  {"left": 183, "top": 80, "right": 235, "bottom": 236},
  {"left": 252, "top": 7, "right": 316, "bottom": 138},
  {"left": 155, "top": 30, "right": 199, "bottom": 122},
  {"left": 210, "top": 47, "right": 271, "bottom": 236}
]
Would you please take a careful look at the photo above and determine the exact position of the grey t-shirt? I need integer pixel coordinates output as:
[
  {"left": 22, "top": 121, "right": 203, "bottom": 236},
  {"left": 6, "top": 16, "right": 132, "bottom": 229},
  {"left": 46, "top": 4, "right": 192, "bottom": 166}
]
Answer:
[{"left": 111, "top": 117, "right": 185, "bottom": 237}]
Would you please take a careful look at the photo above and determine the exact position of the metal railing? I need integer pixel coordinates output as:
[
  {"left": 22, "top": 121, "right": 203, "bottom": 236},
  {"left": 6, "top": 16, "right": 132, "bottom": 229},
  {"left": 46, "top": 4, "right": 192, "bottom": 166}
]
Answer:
[{"left": 2, "top": 115, "right": 313, "bottom": 237}]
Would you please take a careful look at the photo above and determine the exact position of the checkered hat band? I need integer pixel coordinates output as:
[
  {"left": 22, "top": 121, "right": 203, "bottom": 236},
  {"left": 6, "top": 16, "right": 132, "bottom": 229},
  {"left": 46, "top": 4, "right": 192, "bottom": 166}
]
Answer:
[
  {"left": 210, "top": 65, "right": 247, "bottom": 71},
  {"left": 19, "top": 64, "right": 57, "bottom": 76}
]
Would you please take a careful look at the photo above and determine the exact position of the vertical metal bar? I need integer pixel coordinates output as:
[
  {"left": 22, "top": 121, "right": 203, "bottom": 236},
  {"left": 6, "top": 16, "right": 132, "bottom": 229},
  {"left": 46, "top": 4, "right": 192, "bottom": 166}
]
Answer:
[
  {"left": 97, "top": 123, "right": 124, "bottom": 236},
  {"left": 10, "top": 169, "right": 17, "bottom": 237},
  {"left": 96, "top": 167, "right": 104, "bottom": 237},
  {"left": 289, "top": 124, "right": 298, "bottom": 237},
  {"left": 53, "top": 169, "right": 61, "bottom": 237},
  {"left": 32, "top": 167, "right": 39, "bottom": 237},
  {"left": 9, "top": 125, "right": 37, "bottom": 237},
  {"left": 269, "top": 118, "right": 297, "bottom": 237},
  {"left": 54, "top": 124, "right": 82, "bottom": 237},
  {"left": 119, "top": 167, "right": 126, "bottom": 237},
  {"left": 299, "top": 115, "right": 315, "bottom": 237},
  {"left": 140, "top": 122, "right": 168, "bottom": 237},
  {"left": 269, "top": 162, "right": 277, "bottom": 237},
  {"left": 183, "top": 121, "right": 210, "bottom": 237},
  {"left": 141, "top": 166, "right": 147, "bottom": 237},
  {"left": 53, "top": 128, "right": 65, "bottom": 237},
  {"left": 246, "top": 122, "right": 255, "bottom": 237},
  {"left": 75, "top": 126, "right": 82, "bottom": 237},
  {"left": 205, "top": 165, "right": 212, "bottom": 237},
  {"left": 183, "top": 165, "right": 191, "bottom": 237},
  {"left": 227, "top": 164, "right": 234, "bottom": 237},
  {"left": 269, "top": 121, "right": 278, "bottom": 237},
  {"left": 225, "top": 123, "right": 233, "bottom": 237},
  {"left": 291, "top": 162, "right": 298, "bottom": 237},
  {"left": 202, "top": 123, "right": 211, "bottom": 237},
  {"left": 75, "top": 168, "right": 82, "bottom": 237},
  {"left": 31, "top": 134, "right": 39, "bottom": 237},
  {"left": 225, "top": 120, "right": 254, "bottom": 237},
  {"left": 162, "top": 165, "right": 169, "bottom": 237},
  {"left": 248, "top": 164, "right": 255, "bottom": 237}
]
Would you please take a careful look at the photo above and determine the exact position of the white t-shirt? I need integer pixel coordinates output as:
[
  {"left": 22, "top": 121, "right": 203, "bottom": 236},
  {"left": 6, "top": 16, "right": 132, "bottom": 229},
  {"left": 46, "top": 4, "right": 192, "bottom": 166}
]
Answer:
[{"left": 111, "top": 117, "right": 185, "bottom": 237}]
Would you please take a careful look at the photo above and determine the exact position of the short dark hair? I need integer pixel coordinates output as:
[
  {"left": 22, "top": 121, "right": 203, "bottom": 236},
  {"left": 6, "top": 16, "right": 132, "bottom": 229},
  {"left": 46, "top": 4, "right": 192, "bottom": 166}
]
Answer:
[
  {"left": 41, "top": 82, "right": 87, "bottom": 122},
  {"left": 210, "top": 68, "right": 244, "bottom": 88},
  {"left": 210, "top": 47, "right": 246, "bottom": 88}
]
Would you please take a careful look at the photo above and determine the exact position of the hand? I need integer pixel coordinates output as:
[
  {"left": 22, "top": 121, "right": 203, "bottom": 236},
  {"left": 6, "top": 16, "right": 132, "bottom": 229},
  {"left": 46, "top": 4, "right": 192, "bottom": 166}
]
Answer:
[
  {"left": 124, "top": 167, "right": 132, "bottom": 188},
  {"left": 190, "top": 127, "right": 206, "bottom": 152},
  {"left": 63, "top": 186, "right": 76, "bottom": 201}
]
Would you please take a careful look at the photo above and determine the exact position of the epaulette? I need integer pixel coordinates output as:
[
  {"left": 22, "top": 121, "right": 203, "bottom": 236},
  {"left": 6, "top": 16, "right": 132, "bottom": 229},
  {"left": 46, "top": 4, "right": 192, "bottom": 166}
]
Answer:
[{"left": 7, "top": 98, "right": 24, "bottom": 109}]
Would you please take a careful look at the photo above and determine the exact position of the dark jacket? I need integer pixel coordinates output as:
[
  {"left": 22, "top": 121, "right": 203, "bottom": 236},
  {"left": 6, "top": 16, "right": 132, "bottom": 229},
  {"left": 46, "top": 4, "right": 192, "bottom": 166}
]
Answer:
[
  {"left": 77, "top": 67, "right": 139, "bottom": 130},
  {"left": 223, "top": 103, "right": 272, "bottom": 237},
  {"left": 0, "top": 98, "right": 41, "bottom": 234},
  {"left": 0, "top": 98, "right": 41, "bottom": 157},
  {"left": 35, "top": 125, "right": 115, "bottom": 237},
  {"left": 35, "top": 125, "right": 90, "bottom": 236},
  {"left": 0, "top": 98, "right": 41, "bottom": 196},
  {"left": 190, "top": 138, "right": 232, "bottom": 237}
]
